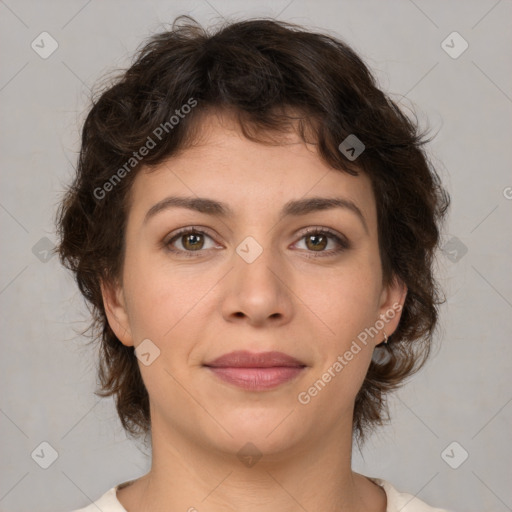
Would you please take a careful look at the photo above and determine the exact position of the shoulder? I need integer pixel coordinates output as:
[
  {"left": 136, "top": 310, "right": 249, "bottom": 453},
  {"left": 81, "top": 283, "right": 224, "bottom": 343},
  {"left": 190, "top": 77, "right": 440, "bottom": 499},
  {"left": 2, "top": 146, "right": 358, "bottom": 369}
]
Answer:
[
  {"left": 368, "top": 477, "right": 454, "bottom": 512},
  {"left": 68, "top": 484, "right": 127, "bottom": 512}
]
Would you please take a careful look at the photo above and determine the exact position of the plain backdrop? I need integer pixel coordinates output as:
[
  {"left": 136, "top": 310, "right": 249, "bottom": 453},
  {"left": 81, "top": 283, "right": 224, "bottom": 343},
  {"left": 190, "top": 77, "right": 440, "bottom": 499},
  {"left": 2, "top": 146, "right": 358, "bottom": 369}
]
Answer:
[{"left": 0, "top": 1, "right": 511, "bottom": 511}]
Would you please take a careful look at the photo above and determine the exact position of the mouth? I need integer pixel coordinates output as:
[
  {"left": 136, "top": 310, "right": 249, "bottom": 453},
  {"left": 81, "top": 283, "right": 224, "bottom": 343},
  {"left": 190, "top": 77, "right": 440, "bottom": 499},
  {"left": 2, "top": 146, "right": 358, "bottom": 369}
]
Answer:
[{"left": 203, "top": 350, "right": 307, "bottom": 391}]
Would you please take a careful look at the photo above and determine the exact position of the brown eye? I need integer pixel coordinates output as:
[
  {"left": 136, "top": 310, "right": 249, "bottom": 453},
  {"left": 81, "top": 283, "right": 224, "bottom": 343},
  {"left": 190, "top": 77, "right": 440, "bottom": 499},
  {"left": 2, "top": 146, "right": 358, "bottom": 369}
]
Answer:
[
  {"left": 180, "top": 232, "right": 205, "bottom": 251},
  {"left": 305, "top": 233, "right": 328, "bottom": 252},
  {"left": 165, "top": 228, "right": 217, "bottom": 256},
  {"left": 295, "top": 228, "right": 350, "bottom": 258}
]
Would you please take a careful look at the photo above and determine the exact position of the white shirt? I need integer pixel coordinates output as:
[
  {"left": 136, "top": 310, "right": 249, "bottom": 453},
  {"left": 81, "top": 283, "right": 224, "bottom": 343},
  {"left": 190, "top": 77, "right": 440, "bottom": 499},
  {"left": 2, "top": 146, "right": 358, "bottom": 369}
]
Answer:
[{"left": 70, "top": 477, "right": 453, "bottom": 511}]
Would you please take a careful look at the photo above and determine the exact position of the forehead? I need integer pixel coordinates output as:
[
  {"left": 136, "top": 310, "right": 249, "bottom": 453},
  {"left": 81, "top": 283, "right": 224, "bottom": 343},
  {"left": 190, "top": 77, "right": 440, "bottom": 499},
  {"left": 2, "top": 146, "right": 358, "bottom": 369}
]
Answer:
[{"left": 127, "top": 112, "right": 377, "bottom": 229}]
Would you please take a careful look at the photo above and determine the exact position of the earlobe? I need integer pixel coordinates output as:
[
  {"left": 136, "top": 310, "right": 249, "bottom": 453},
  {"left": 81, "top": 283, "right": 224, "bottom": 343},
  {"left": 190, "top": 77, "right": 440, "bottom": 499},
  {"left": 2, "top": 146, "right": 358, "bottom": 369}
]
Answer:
[{"left": 100, "top": 279, "right": 134, "bottom": 347}]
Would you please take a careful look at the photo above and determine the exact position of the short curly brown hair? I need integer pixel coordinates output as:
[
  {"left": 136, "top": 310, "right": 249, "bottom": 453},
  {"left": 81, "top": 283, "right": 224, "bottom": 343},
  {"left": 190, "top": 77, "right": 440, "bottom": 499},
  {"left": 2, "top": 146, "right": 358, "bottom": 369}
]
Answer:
[{"left": 55, "top": 16, "right": 449, "bottom": 444}]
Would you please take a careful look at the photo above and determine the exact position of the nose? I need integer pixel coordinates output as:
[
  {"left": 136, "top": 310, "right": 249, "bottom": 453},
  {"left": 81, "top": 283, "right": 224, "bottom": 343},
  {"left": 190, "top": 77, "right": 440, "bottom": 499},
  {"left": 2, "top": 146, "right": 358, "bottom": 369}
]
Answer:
[{"left": 221, "top": 240, "right": 295, "bottom": 327}]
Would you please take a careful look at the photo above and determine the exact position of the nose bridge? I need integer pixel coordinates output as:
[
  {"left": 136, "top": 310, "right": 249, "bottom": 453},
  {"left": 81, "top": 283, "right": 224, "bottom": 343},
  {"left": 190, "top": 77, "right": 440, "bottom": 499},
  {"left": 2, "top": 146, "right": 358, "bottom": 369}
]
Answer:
[
  {"left": 222, "top": 230, "right": 293, "bottom": 324},
  {"left": 231, "top": 207, "right": 279, "bottom": 266},
  {"left": 234, "top": 231, "right": 283, "bottom": 290}
]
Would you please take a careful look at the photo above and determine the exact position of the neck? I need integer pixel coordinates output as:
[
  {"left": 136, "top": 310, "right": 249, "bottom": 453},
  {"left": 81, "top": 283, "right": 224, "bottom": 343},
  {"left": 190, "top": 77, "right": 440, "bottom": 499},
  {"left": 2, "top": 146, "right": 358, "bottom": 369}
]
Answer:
[{"left": 117, "top": 414, "right": 386, "bottom": 512}]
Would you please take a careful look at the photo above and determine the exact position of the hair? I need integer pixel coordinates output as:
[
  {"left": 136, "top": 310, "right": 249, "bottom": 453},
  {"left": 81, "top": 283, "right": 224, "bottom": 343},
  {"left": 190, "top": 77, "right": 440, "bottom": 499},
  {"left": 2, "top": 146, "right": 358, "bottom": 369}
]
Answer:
[{"left": 55, "top": 16, "right": 450, "bottom": 445}]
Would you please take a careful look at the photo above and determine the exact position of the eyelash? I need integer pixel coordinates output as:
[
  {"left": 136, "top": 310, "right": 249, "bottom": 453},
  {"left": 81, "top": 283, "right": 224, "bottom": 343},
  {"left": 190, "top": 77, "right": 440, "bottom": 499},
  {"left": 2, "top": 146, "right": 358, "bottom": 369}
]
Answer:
[{"left": 163, "top": 226, "right": 350, "bottom": 259}]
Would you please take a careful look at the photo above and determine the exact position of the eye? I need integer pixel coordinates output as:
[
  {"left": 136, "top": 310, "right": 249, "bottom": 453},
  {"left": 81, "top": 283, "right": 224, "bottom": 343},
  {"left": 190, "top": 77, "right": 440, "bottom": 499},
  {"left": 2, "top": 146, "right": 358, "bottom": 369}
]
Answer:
[
  {"left": 293, "top": 228, "right": 350, "bottom": 258},
  {"left": 163, "top": 226, "right": 350, "bottom": 258},
  {"left": 164, "top": 227, "right": 218, "bottom": 257}
]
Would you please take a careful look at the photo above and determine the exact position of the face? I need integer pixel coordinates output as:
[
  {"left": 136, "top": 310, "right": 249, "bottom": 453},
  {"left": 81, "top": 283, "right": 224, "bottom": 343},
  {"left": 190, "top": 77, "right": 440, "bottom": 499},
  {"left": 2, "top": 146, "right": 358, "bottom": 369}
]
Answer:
[{"left": 102, "top": 112, "right": 406, "bottom": 459}]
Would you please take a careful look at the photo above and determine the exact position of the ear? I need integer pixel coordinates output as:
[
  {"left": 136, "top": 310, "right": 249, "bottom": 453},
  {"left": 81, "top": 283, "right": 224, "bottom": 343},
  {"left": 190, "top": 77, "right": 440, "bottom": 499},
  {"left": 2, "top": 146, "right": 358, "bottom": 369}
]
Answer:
[
  {"left": 376, "top": 274, "right": 407, "bottom": 343},
  {"left": 100, "top": 278, "right": 134, "bottom": 347}
]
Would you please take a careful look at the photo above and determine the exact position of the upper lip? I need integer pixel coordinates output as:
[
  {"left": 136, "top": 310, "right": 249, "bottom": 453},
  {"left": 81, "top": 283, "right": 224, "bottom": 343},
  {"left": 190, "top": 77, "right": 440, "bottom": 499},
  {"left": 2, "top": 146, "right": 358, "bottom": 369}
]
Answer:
[{"left": 204, "top": 350, "right": 306, "bottom": 368}]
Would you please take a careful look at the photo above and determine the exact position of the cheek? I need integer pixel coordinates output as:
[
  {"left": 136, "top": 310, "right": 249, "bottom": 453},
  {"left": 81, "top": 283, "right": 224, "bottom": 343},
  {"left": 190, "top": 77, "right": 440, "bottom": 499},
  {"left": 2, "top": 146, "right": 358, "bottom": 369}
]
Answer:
[
  {"left": 305, "top": 278, "right": 378, "bottom": 411},
  {"left": 320, "top": 263, "right": 382, "bottom": 337},
  {"left": 122, "top": 253, "right": 215, "bottom": 344},
  {"left": 306, "top": 259, "right": 382, "bottom": 397},
  {"left": 124, "top": 282, "right": 179, "bottom": 343},
  {"left": 121, "top": 249, "right": 175, "bottom": 340}
]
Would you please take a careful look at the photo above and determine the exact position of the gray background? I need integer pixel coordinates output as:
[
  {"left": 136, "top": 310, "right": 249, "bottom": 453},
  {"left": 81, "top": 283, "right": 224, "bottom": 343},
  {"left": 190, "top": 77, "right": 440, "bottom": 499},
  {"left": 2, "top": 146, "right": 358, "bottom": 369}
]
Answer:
[{"left": 1, "top": 1, "right": 511, "bottom": 511}]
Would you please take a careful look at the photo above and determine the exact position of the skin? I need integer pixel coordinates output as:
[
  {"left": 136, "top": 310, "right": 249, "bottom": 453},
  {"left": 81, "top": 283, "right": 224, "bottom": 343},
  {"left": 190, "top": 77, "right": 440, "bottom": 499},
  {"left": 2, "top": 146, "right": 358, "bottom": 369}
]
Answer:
[{"left": 102, "top": 111, "right": 407, "bottom": 512}]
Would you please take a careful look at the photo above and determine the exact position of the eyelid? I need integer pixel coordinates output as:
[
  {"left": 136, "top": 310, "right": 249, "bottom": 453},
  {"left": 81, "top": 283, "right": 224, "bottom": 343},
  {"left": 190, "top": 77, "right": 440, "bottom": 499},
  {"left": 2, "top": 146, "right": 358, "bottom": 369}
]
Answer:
[
  {"left": 296, "top": 225, "right": 349, "bottom": 243},
  {"left": 292, "top": 226, "right": 351, "bottom": 254},
  {"left": 163, "top": 225, "right": 220, "bottom": 250}
]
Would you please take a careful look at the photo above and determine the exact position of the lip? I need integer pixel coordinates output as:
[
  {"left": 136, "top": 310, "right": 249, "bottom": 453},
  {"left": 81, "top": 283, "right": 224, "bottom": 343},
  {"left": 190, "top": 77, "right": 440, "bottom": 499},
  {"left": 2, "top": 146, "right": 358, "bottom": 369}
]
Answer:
[
  {"left": 204, "top": 350, "right": 307, "bottom": 391},
  {"left": 204, "top": 350, "right": 306, "bottom": 368}
]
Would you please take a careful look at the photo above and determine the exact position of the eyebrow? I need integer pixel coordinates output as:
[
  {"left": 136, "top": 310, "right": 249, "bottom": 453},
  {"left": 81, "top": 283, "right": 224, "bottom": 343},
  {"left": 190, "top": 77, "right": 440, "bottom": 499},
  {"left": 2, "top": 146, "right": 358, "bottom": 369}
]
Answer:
[{"left": 144, "top": 195, "right": 368, "bottom": 233}]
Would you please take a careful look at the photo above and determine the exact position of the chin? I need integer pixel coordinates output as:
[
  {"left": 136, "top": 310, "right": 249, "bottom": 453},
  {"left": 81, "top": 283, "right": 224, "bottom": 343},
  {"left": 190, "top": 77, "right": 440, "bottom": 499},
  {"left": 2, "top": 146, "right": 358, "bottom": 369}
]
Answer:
[{"left": 207, "top": 406, "right": 308, "bottom": 456}]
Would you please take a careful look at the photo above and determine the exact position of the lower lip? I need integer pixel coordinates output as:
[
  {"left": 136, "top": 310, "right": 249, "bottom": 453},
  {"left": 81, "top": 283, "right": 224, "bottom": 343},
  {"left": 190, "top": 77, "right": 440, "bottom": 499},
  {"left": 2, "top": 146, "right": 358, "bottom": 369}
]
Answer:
[{"left": 206, "top": 366, "right": 305, "bottom": 390}]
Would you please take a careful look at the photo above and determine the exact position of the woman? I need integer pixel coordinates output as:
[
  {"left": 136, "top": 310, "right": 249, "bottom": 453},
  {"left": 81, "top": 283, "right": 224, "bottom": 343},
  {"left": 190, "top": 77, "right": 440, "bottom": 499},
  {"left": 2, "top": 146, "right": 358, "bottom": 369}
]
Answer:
[{"left": 57, "top": 16, "right": 451, "bottom": 512}]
